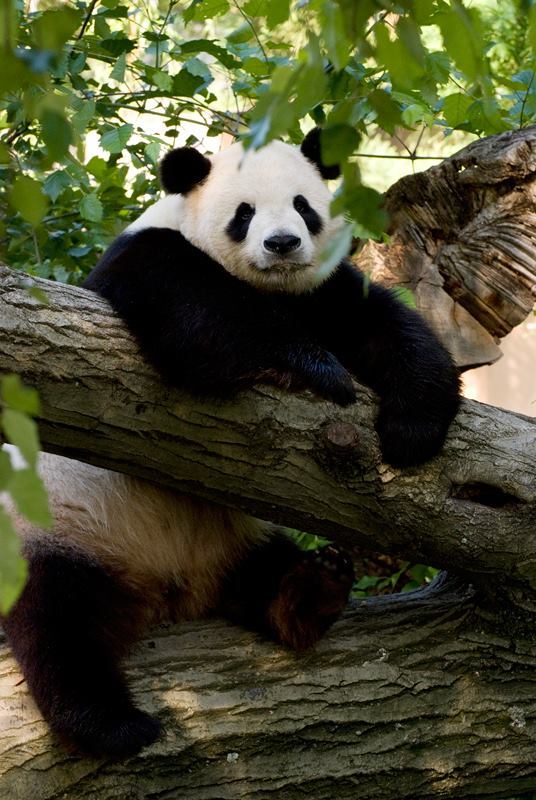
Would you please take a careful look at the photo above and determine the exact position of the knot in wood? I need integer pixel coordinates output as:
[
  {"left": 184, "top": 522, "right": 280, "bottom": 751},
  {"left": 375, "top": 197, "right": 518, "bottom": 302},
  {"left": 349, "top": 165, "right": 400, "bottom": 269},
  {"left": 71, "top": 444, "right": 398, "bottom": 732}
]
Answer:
[{"left": 324, "top": 422, "right": 360, "bottom": 451}]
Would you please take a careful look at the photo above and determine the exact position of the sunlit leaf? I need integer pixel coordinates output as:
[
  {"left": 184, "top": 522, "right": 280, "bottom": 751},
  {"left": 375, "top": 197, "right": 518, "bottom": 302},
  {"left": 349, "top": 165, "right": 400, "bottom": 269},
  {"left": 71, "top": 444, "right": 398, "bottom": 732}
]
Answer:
[
  {"left": 41, "top": 109, "right": 72, "bottom": 161},
  {"left": 33, "top": 7, "right": 82, "bottom": 51},
  {"left": 436, "top": 3, "right": 485, "bottom": 81},
  {"left": 110, "top": 52, "right": 126, "bottom": 82},
  {"left": 321, "top": 124, "right": 360, "bottom": 165},
  {"left": 1, "top": 375, "right": 40, "bottom": 416},
  {"left": 322, "top": 0, "right": 351, "bottom": 71},
  {"left": 43, "top": 170, "right": 71, "bottom": 202},
  {"left": 100, "top": 123, "right": 133, "bottom": 153},
  {"left": 267, "top": 0, "right": 290, "bottom": 28},
  {"left": 392, "top": 286, "right": 417, "bottom": 309},
  {"left": 318, "top": 223, "right": 353, "bottom": 276},
  {"left": 8, "top": 468, "right": 52, "bottom": 528},
  {"left": 1, "top": 409, "right": 40, "bottom": 468},
  {"left": 442, "top": 92, "right": 473, "bottom": 128},
  {"left": 9, "top": 176, "right": 49, "bottom": 227},
  {"left": 0, "top": 507, "right": 27, "bottom": 615},
  {"left": 80, "top": 192, "right": 104, "bottom": 222}
]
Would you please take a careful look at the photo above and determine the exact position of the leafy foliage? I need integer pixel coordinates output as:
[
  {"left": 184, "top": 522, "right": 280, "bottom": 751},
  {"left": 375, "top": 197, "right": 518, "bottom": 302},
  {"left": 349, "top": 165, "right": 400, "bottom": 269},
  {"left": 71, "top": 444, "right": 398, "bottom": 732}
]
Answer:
[
  {"left": 0, "top": 376, "right": 52, "bottom": 613},
  {"left": 0, "top": 0, "right": 534, "bottom": 282}
]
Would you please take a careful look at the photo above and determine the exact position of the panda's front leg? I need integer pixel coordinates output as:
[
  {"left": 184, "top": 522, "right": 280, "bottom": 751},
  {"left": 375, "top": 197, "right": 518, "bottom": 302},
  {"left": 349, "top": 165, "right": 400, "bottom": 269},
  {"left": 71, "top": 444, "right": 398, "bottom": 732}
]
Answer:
[
  {"left": 307, "top": 266, "right": 461, "bottom": 467},
  {"left": 217, "top": 532, "right": 354, "bottom": 650},
  {"left": 3, "top": 541, "right": 161, "bottom": 757}
]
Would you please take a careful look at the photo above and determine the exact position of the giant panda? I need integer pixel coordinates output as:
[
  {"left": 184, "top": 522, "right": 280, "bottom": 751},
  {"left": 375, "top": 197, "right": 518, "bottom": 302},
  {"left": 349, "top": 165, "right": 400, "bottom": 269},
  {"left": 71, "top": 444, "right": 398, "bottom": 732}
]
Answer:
[{"left": 3, "top": 128, "right": 460, "bottom": 759}]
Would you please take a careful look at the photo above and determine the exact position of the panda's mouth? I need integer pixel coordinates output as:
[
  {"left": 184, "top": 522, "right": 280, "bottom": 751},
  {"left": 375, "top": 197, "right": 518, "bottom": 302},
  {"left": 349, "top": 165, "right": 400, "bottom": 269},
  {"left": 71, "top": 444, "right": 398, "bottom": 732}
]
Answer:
[{"left": 258, "top": 261, "right": 311, "bottom": 274}]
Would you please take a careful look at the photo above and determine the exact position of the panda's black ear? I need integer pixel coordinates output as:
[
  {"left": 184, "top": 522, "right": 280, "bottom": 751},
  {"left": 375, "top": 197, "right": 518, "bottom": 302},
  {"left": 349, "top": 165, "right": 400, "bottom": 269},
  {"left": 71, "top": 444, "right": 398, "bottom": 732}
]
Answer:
[
  {"left": 300, "top": 128, "right": 340, "bottom": 180},
  {"left": 160, "top": 147, "right": 212, "bottom": 194}
]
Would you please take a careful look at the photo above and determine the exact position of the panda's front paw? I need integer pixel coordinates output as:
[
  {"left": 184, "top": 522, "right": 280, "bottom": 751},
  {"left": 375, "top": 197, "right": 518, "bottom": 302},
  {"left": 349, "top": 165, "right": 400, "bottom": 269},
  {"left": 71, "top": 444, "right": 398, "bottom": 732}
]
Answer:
[
  {"left": 289, "top": 350, "right": 357, "bottom": 407},
  {"left": 376, "top": 412, "right": 450, "bottom": 467}
]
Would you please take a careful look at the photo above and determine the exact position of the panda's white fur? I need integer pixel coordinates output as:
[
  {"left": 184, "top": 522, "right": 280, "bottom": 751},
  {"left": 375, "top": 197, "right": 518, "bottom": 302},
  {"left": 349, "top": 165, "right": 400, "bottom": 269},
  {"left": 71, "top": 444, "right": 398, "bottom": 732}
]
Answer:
[
  {"left": 129, "top": 140, "right": 342, "bottom": 294},
  {"left": 5, "top": 447, "right": 264, "bottom": 619}
]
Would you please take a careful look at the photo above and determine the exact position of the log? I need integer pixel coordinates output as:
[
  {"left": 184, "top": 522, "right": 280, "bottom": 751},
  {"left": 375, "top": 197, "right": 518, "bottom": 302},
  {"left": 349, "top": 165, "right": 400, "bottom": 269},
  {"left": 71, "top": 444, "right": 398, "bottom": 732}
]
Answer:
[{"left": 356, "top": 126, "right": 536, "bottom": 369}]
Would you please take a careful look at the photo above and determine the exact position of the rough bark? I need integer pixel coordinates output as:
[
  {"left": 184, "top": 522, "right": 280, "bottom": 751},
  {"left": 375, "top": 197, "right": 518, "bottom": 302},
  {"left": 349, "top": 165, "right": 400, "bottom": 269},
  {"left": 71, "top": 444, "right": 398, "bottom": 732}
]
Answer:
[
  {"left": 1, "top": 265, "right": 536, "bottom": 798},
  {"left": 356, "top": 126, "right": 536, "bottom": 369}
]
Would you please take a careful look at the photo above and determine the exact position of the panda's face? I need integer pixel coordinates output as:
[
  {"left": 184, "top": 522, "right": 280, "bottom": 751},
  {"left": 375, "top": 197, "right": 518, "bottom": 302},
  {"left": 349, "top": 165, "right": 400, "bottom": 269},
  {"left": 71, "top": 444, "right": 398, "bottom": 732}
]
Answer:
[{"left": 177, "top": 141, "right": 341, "bottom": 293}]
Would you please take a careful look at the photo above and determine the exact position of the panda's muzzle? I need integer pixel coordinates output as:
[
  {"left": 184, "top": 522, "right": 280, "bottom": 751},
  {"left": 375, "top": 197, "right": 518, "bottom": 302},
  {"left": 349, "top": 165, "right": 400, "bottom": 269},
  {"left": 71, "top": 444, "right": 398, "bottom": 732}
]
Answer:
[{"left": 263, "top": 234, "right": 302, "bottom": 255}]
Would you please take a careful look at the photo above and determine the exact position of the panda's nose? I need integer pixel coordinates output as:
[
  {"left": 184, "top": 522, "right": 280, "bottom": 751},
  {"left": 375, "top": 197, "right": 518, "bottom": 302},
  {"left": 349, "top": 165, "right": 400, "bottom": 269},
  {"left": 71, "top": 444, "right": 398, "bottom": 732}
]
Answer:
[{"left": 263, "top": 234, "right": 301, "bottom": 255}]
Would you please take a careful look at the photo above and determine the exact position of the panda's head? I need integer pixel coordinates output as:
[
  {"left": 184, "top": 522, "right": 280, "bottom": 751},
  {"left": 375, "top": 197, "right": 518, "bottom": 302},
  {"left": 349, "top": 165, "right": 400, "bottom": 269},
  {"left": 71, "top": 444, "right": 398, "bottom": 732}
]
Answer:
[{"left": 133, "top": 130, "right": 342, "bottom": 294}]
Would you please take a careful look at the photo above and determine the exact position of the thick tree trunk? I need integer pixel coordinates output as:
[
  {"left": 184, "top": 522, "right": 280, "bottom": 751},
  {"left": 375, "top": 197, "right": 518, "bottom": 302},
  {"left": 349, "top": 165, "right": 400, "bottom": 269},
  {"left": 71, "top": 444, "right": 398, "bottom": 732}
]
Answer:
[
  {"left": 0, "top": 264, "right": 536, "bottom": 799},
  {"left": 356, "top": 126, "right": 536, "bottom": 369}
]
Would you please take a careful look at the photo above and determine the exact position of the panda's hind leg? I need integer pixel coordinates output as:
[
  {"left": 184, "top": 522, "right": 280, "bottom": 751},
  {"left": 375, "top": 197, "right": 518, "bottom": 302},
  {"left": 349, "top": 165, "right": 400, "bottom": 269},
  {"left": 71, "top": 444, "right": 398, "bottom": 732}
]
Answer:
[
  {"left": 218, "top": 533, "right": 354, "bottom": 651},
  {"left": 3, "top": 540, "right": 161, "bottom": 758}
]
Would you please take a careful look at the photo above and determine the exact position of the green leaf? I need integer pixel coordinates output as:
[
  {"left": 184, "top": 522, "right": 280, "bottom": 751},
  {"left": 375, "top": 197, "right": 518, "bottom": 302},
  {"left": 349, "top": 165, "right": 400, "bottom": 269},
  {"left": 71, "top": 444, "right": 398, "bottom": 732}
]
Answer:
[
  {"left": 28, "top": 287, "right": 50, "bottom": 305},
  {"left": 0, "top": 507, "right": 27, "bottom": 615},
  {"left": 110, "top": 52, "right": 126, "bottom": 82},
  {"left": 172, "top": 68, "right": 205, "bottom": 97},
  {"left": 183, "top": 0, "right": 229, "bottom": 23},
  {"left": 1, "top": 409, "right": 40, "bottom": 467},
  {"left": 322, "top": 0, "right": 351, "bottom": 71},
  {"left": 467, "top": 98, "right": 508, "bottom": 135},
  {"left": 321, "top": 124, "right": 360, "bottom": 166},
  {"left": 43, "top": 170, "right": 71, "bottom": 202},
  {"left": 442, "top": 92, "right": 473, "bottom": 128},
  {"left": 33, "top": 7, "right": 82, "bottom": 50},
  {"left": 71, "top": 98, "right": 96, "bottom": 136},
  {"left": 530, "top": 6, "right": 536, "bottom": 56},
  {"left": 153, "top": 70, "right": 172, "bottom": 91},
  {"left": 318, "top": 224, "right": 353, "bottom": 276},
  {"left": 80, "top": 192, "right": 104, "bottom": 222},
  {"left": 367, "top": 90, "right": 403, "bottom": 134},
  {"left": 0, "top": 450, "right": 12, "bottom": 491},
  {"left": 100, "top": 123, "right": 133, "bottom": 153},
  {"left": 179, "top": 38, "right": 239, "bottom": 68},
  {"left": 8, "top": 468, "right": 52, "bottom": 528},
  {"left": 436, "top": 4, "right": 484, "bottom": 81},
  {"left": 101, "top": 36, "right": 135, "bottom": 56},
  {"left": 333, "top": 184, "right": 388, "bottom": 239},
  {"left": 1, "top": 375, "right": 40, "bottom": 416},
  {"left": 41, "top": 109, "right": 72, "bottom": 162},
  {"left": 392, "top": 286, "right": 416, "bottom": 309},
  {"left": 9, "top": 176, "right": 49, "bottom": 227},
  {"left": 266, "top": 0, "right": 289, "bottom": 27},
  {"left": 144, "top": 141, "right": 161, "bottom": 164},
  {"left": 375, "top": 22, "right": 423, "bottom": 90}
]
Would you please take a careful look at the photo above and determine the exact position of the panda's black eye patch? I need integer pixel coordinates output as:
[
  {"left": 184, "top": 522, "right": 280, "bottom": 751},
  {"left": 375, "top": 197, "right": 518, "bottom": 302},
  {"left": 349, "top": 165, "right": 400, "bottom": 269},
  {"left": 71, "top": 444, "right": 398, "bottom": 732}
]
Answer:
[
  {"left": 226, "top": 202, "right": 255, "bottom": 243},
  {"left": 293, "top": 195, "right": 323, "bottom": 235}
]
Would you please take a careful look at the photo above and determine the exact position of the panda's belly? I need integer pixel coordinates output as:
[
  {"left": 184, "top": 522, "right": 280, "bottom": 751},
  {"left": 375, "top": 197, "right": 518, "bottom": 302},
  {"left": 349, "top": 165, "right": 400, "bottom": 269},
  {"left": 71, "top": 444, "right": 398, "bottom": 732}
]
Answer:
[{"left": 3, "top": 448, "right": 264, "bottom": 618}]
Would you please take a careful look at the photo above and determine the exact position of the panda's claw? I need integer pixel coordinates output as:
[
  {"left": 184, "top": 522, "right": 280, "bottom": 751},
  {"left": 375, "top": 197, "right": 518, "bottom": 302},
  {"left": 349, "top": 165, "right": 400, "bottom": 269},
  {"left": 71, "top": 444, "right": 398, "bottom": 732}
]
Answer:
[{"left": 288, "top": 349, "right": 357, "bottom": 407}]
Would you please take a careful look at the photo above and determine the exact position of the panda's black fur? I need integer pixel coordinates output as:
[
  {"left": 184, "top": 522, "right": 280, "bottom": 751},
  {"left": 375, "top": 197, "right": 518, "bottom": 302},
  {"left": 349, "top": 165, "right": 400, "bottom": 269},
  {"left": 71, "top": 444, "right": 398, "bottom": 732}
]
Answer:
[{"left": 4, "top": 129, "right": 460, "bottom": 759}]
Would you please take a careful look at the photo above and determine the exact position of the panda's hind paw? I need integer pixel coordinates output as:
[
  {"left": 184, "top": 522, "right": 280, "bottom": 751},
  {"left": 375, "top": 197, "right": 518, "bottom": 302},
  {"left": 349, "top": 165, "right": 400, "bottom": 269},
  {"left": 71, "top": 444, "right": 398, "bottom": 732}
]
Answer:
[
  {"left": 268, "top": 544, "right": 355, "bottom": 651},
  {"left": 58, "top": 707, "right": 163, "bottom": 759}
]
